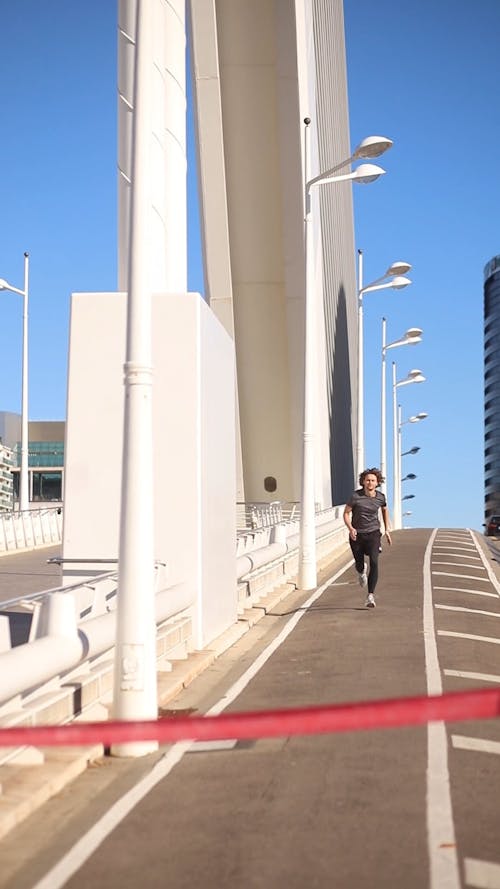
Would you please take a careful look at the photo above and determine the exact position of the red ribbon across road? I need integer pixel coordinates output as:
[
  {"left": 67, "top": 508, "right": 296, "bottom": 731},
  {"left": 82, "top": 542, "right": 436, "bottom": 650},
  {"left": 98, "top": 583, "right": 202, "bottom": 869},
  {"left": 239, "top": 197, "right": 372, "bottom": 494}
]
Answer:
[{"left": 0, "top": 686, "right": 499, "bottom": 747}]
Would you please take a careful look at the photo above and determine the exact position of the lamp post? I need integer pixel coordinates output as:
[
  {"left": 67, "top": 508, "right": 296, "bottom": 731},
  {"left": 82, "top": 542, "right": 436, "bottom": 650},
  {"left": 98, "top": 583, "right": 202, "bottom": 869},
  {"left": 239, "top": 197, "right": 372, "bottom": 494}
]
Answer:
[
  {"left": 380, "top": 319, "right": 422, "bottom": 495},
  {"left": 392, "top": 364, "right": 426, "bottom": 529},
  {"left": 299, "top": 118, "right": 388, "bottom": 590},
  {"left": 395, "top": 407, "right": 427, "bottom": 530},
  {"left": 0, "top": 252, "right": 30, "bottom": 512},
  {"left": 356, "top": 260, "right": 411, "bottom": 480},
  {"left": 112, "top": 0, "right": 158, "bottom": 757}
]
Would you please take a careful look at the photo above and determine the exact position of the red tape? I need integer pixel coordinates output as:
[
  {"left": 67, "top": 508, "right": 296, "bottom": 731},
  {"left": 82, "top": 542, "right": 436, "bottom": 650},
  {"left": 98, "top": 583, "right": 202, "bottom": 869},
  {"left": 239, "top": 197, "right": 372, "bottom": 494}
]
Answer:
[{"left": 1, "top": 687, "right": 499, "bottom": 747}]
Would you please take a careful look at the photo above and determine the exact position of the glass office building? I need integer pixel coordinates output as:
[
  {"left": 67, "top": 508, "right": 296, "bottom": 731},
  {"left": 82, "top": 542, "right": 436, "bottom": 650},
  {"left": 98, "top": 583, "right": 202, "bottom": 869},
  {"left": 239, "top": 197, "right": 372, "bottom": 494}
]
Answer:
[
  {"left": 0, "top": 414, "right": 64, "bottom": 508},
  {"left": 484, "top": 255, "right": 500, "bottom": 518}
]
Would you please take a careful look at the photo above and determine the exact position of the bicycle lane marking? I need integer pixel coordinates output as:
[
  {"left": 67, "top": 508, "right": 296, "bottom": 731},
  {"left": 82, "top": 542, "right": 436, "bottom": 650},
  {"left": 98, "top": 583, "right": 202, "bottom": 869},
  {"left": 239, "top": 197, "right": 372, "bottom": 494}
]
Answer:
[{"left": 423, "top": 527, "right": 461, "bottom": 889}]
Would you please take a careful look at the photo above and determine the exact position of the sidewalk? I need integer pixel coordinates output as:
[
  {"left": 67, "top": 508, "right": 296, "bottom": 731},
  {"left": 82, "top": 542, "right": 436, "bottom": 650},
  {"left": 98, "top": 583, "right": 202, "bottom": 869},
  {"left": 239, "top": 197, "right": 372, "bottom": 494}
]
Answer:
[{"left": 0, "top": 527, "right": 499, "bottom": 889}]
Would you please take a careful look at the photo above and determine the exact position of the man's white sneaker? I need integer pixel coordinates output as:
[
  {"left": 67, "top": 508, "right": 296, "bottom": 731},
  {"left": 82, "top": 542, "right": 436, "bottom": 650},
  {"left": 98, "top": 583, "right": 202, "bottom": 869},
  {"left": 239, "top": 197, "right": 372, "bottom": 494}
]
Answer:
[
  {"left": 358, "top": 569, "right": 368, "bottom": 588},
  {"left": 365, "top": 593, "right": 376, "bottom": 608}
]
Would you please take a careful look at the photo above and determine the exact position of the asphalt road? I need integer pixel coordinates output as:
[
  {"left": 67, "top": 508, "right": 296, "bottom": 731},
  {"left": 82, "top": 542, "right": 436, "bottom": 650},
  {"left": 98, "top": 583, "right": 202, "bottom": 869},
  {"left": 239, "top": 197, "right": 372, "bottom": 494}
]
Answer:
[
  {"left": 0, "top": 529, "right": 499, "bottom": 889},
  {"left": 0, "top": 544, "right": 61, "bottom": 645}
]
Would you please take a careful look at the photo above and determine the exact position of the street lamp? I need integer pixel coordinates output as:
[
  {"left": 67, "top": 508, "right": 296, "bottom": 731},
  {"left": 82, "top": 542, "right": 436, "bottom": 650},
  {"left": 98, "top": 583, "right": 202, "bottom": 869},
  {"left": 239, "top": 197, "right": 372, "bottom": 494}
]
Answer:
[
  {"left": 299, "top": 118, "right": 388, "bottom": 591},
  {"left": 0, "top": 253, "right": 30, "bottom": 512},
  {"left": 356, "top": 259, "right": 411, "bottom": 479},
  {"left": 112, "top": 1, "right": 158, "bottom": 757},
  {"left": 380, "top": 319, "right": 422, "bottom": 494},
  {"left": 397, "top": 409, "right": 427, "bottom": 524},
  {"left": 392, "top": 364, "right": 426, "bottom": 529},
  {"left": 402, "top": 472, "right": 417, "bottom": 481},
  {"left": 402, "top": 446, "right": 420, "bottom": 456}
]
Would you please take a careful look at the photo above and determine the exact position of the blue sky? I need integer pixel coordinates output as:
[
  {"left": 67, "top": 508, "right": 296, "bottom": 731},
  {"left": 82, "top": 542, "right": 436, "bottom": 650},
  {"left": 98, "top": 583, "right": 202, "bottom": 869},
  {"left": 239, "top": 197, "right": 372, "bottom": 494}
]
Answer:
[
  {"left": 343, "top": 0, "right": 499, "bottom": 531},
  {"left": 0, "top": 1, "right": 496, "bottom": 531}
]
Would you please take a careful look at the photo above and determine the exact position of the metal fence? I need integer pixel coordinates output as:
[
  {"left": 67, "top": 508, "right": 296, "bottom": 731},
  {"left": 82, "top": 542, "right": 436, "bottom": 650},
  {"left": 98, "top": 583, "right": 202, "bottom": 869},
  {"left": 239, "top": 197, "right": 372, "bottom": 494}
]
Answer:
[{"left": 0, "top": 507, "right": 62, "bottom": 553}]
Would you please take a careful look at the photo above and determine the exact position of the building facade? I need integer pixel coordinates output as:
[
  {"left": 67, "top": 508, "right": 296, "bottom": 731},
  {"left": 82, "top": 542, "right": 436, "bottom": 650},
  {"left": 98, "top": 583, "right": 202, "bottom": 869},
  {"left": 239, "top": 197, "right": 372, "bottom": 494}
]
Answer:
[
  {"left": 484, "top": 255, "right": 500, "bottom": 518},
  {"left": 0, "top": 413, "right": 64, "bottom": 507}
]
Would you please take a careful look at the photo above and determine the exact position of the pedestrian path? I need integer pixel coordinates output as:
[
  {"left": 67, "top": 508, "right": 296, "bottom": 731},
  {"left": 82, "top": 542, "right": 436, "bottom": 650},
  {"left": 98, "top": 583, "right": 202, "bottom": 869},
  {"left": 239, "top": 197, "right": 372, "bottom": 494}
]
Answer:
[
  {"left": 0, "top": 544, "right": 61, "bottom": 603},
  {"left": 0, "top": 528, "right": 498, "bottom": 889}
]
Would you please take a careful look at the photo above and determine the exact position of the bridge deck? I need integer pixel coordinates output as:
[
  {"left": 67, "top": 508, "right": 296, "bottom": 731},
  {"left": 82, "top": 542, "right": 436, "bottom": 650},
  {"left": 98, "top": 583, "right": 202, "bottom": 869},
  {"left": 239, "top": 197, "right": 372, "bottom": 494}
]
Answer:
[{"left": 0, "top": 530, "right": 498, "bottom": 889}]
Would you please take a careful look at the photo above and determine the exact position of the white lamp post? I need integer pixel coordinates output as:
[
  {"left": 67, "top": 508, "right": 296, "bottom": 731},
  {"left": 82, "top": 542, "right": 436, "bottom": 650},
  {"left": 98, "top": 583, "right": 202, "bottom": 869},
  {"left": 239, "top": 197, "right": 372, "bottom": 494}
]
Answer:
[
  {"left": 0, "top": 252, "right": 30, "bottom": 512},
  {"left": 380, "top": 319, "right": 422, "bottom": 494},
  {"left": 356, "top": 258, "right": 411, "bottom": 480},
  {"left": 299, "top": 119, "right": 388, "bottom": 591},
  {"left": 112, "top": 0, "right": 158, "bottom": 757},
  {"left": 392, "top": 364, "right": 426, "bottom": 529}
]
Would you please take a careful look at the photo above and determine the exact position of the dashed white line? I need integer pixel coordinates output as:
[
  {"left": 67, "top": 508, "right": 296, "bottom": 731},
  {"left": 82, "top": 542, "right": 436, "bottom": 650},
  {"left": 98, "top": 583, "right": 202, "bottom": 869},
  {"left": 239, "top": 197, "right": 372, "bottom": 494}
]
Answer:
[
  {"left": 433, "top": 552, "right": 481, "bottom": 559},
  {"left": 434, "top": 587, "right": 498, "bottom": 599},
  {"left": 435, "top": 604, "right": 500, "bottom": 618},
  {"left": 432, "top": 560, "right": 484, "bottom": 568},
  {"left": 438, "top": 630, "right": 500, "bottom": 645},
  {"left": 452, "top": 735, "right": 500, "bottom": 755},
  {"left": 444, "top": 669, "right": 500, "bottom": 684},
  {"left": 465, "top": 857, "right": 500, "bottom": 888},
  {"left": 433, "top": 571, "right": 493, "bottom": 582}
]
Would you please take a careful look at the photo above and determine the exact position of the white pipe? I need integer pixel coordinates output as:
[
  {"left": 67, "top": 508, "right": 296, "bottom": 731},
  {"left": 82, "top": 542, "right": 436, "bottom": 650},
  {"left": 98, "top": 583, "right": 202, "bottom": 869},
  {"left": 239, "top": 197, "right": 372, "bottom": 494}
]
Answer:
[{"left": 298, "top": 119, "right": 317, "bottom": 590}]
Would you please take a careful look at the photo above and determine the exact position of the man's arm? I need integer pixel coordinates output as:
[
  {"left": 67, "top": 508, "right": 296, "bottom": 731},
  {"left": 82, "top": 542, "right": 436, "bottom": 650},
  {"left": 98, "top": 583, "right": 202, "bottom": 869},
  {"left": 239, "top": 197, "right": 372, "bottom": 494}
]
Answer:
[
  {"left": 343, "top": 503, "right": 357, "bottom": 540},
  {"left": 381, "top": 505, "right": 392, "bottom": 545}
]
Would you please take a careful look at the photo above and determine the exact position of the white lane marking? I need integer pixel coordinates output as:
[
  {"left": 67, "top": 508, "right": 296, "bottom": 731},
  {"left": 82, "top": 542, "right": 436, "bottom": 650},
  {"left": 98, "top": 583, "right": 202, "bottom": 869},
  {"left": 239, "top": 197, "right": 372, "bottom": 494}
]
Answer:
[
  {"left": 438, "top": 630, "right": 500, "bottom": 645},
  {"left": 465, "top": 857, "right": 500, "bottom": 888},
  {"left": 433, "top": 571, "right": 492, "bottom": 582},
  {"left": 30, "top": 560, "right": 353, "bottom": 889},
  {"left": 452, "top": 735, "right": 500, "bottom": 755},
  {"left": 424, "top": 528, "right": 461, "bottom": 889},
  {"left": 435, "top": 604, "right": 500, "bottom": 618},
  {"left": 470, "top": 531, "right": 500, "bottom": 599},
  {"left": 432, "top": 561, "right": 485, "bottom": 570},
  {"left": 434, "top": 587, "right": 498, "bottom": 599},
  {"left": 444, "top": 669, "right": 500, "bottom": 684},
  {"left": 433, "top": 547, "right": 479, "bottom": 554}
]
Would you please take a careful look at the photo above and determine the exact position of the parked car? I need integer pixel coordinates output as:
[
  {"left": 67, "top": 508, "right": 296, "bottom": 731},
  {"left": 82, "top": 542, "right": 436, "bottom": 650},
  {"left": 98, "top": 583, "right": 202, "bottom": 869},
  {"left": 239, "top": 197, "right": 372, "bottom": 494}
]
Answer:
[{"left": 485, "top": 515, "right": 500, "bottom": 536}]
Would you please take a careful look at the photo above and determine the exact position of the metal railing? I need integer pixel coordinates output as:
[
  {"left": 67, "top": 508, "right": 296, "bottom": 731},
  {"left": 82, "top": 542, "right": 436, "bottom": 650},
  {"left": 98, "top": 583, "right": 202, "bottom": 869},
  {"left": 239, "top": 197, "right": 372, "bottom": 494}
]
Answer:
[
  {"left": 0, "top": 506, "right": 62, "bottom": 553},
  {"left": 237, "top": 500, "right": 309, "bottom": 532}
]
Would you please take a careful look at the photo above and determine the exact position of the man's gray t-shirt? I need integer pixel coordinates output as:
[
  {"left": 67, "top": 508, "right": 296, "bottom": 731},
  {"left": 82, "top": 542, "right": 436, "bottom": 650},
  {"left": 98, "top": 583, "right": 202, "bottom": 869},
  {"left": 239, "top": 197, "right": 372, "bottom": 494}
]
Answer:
[{"left": 348, "top": 489, "right": 386, "bottom": 533}]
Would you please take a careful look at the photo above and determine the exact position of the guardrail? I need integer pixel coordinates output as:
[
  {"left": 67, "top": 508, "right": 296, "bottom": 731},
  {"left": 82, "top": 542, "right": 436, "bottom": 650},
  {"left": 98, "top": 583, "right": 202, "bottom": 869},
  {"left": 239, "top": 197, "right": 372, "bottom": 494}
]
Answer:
[
  {"left": 0, "top": 502, "right": 349, "bottom": 768},
  {"left": 237, "top": 500, "right": 303, "bottom": 532},
  {"left": 0, "top": 506, "right": 63, "bottom": 553}
]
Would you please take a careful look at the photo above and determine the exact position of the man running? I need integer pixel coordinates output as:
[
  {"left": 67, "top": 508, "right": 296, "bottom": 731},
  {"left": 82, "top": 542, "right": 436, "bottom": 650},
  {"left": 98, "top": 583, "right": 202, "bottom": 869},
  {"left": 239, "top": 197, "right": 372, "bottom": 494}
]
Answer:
[{"left": 343, "top": 468, "right": 392, "bottom": 607}]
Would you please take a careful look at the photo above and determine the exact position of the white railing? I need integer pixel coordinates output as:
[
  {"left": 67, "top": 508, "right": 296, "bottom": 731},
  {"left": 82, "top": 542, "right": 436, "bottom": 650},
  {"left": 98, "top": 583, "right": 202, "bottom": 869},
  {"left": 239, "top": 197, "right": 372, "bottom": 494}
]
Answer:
[
  {"left": 0, "top": 507, "right": 63, "bottom": 553},
  {"left": 0, "top": 560, "right": 180, "bottom": 716},
  {"left": 0, "top": 502, "right": 349, "bottom": 767},
  {"left": 237, "top": 500, "right": 305, "bottom": 533},
  {"left": 236, "top": 504, "right": 346, "bottom": 577}
]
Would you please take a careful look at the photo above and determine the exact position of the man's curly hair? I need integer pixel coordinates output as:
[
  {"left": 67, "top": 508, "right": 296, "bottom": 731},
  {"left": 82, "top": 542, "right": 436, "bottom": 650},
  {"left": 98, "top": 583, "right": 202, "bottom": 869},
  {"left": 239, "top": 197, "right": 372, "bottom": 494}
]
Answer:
[{"left": 359, "top": 467, "right": 385, "bottom": 487}]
